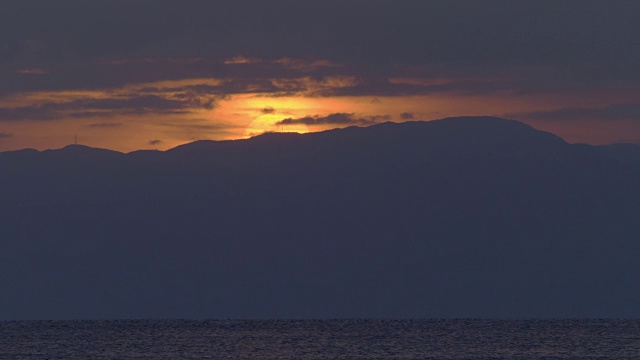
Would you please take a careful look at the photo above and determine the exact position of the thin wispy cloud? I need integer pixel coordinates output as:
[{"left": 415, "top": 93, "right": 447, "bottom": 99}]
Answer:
[
  {"left": 278, "top": 113, "right": 390, "bottom": 126},
  {"left": 0, "top": 95, "right": 218, "bottom": 121},
  {"left": 87, "top": 122, "right": 125, "bottom": 128}
]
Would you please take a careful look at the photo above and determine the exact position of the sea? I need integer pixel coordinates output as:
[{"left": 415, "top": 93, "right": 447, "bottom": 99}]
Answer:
[{"left": 1, "top": 319, "right": 639, "bottom": 359}]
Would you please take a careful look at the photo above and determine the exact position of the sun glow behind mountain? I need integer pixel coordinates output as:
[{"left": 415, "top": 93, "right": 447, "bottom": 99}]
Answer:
[
  {"left": 1, "top": 77, "right": 637, "bottom": 153},
  {"left": 244, "top": 114, "right": 309, "bottom": 137}
]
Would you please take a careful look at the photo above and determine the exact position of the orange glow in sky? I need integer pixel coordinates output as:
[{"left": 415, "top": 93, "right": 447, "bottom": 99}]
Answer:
[
  {"left": 0, "top": 88, "right": 634, "bottom": 153},
  {"left": 0, "top": 63, "right": 639, "bottom": 152}
]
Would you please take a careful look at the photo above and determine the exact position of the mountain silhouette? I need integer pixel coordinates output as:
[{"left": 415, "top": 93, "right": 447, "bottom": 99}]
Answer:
[{"left": 1, "top": 116, "right": 639, "bottom": 320}]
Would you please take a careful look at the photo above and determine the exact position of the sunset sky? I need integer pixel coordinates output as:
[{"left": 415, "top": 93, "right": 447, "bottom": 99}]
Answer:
[{"left": 1, "top": 0, "right": 639, "bottom": 152}]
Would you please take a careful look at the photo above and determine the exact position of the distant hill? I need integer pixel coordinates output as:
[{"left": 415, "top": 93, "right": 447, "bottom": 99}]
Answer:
[{"left": 1, "top": 117, "right": 639, "bottom": 320}]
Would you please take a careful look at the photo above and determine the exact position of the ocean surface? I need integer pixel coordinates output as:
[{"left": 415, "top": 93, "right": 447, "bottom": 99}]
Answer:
[{"left": 1, "top": 319, "right": 640, "bottom": 359}]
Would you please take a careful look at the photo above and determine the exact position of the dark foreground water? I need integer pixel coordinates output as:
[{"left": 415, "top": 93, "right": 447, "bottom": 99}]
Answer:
[{"left": 1, "top": 319, "right": 640, "bottom": 359}]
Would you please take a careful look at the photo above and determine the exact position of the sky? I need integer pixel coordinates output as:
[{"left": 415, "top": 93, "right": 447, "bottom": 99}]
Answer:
[{"left": 0, "top": 0, "right": 639, "bottom": 152}]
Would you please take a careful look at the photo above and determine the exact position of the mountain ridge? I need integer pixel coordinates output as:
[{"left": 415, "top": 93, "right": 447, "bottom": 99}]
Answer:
[
  {"left": 1, "top": 116, "right": 640, "bottom": 320},
  {"left": 0, "top": 116, "right": 569, "bottom": 157}
]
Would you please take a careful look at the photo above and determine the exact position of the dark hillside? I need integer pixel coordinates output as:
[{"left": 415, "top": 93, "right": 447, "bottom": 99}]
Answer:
[{"left": 1, "top": 117, "right": 639, "bottom": 320}]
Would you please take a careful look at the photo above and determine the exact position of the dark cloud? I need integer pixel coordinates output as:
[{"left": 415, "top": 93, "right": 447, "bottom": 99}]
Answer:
[
  {"left": 400, "top": 112, "right": 414, "bottom": 120},
  {"left": 261, "top": 106, "right": 275, "bottom": 114},
  {"left": 0, "top": 132, "right": 12, "bottom": 139},
  {"left": 0, "top": 58, "right": 519, "bottom": 99},
  {"left": 72, "top": 95, "right": 214, "bottom": 112},
  {"left": 304, "top": 76, "right": 529, "bottom": 97},
  {"left": 0, "top": 95, "right": 218, "bottom": 121},
  {"left": 278, "top": 113, "right": 390, "bottom": 126},
  {"left": 0, "top": 1, "right": 637, "bottom": 98},
  {"left": 509, "top": 103, "right": 640, "bottom": 122},
  {"left": 137, "top": 79, "right": 298, "bottom": 98},
  {"left": 0, "top": 57, "right": 339, "bottom": 97},
  {"left": 213, "top": 79, "right": 282, "bottom": 95},
  {"left": 6, "top": 61, "right": 621, "bottom": 100},
  {"left": 157, "top": 118, "right": 240, "bottom": 131},
  {"left": 308, "top": 78, "right": 416, "bottom": 97},
  {"left": 168, "top": 93, "right": 217, "bottom": 110},
  {"left": 118, "top": 66, "right": 622, "bottom": 100},
  {"left": 148, "top": 139, "right": 162, "bottom": 145},
  {"left": 2, "top": 1, "right": 637, "bottom": 67},
  {"left": 87, "top": 122, "right": 125, "bottom": 128}
]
